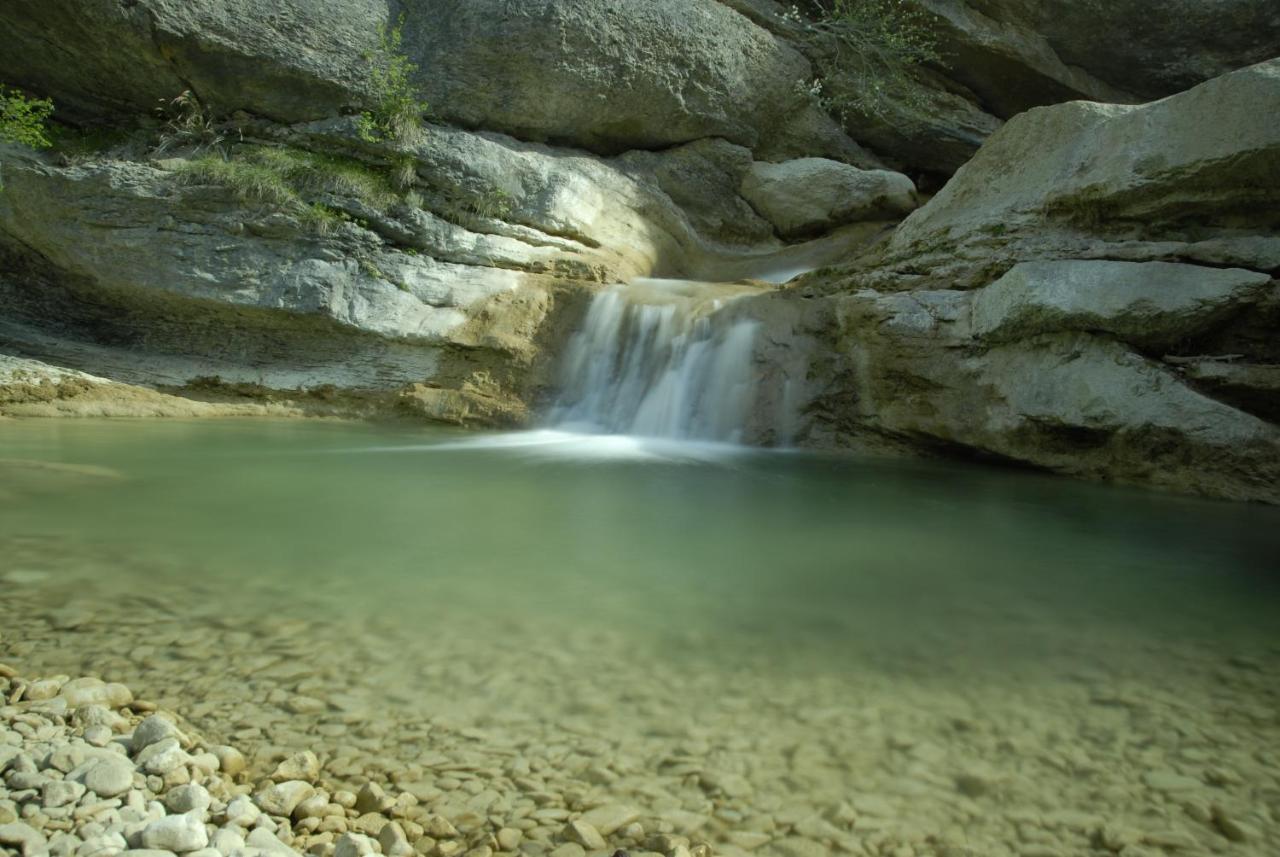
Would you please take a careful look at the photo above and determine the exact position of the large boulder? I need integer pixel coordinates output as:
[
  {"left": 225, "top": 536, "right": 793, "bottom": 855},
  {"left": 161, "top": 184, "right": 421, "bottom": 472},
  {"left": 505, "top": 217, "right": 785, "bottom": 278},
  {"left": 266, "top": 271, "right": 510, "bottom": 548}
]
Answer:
[
  {"left": 866, "top": 59, "right": 1280, "bottom": 290},
  {"left": 765, "top": 60, "right": 1280, "bottom": 502},
  {"left": 740, "top": 159, "right": 918, "bottom": 238},
  {"left": 0, "top": 0, "right": 384, "bottom": 121},
  {"left": 400, "top": 0, "right": 865, "bottom": 160}
]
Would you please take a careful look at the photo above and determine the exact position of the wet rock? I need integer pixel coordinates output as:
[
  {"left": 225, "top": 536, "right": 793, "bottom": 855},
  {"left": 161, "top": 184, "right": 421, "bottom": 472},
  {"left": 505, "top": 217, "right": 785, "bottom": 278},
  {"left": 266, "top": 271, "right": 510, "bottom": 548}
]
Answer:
[
  {"left": 578, "top": 805, "right": 641, "bottom": 836},
  {"left": 1142, "top": 771, "right": 1202, "bottom": 793},
  {"left": 563, "top": 820, "right": 606, "bottom": 850}
]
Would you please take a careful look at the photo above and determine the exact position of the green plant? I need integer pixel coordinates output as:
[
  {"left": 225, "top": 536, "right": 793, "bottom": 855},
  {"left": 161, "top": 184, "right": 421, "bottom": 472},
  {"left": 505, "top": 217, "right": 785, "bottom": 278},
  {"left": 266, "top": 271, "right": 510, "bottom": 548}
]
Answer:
[
  {"left": 0, "top": 85, "right": 54, "bottom": 149},
  {"left": 785, "top": 0, "right": 943, "bottom": 119},
  {"left": 155, "top": 90, "right": 225, "bottom": 153},
  {"left": 176, "top": 145, "right": 403, "bottom": 234},
  {"left": 358, "top": 14, "right": 429, "bottom": 147}
]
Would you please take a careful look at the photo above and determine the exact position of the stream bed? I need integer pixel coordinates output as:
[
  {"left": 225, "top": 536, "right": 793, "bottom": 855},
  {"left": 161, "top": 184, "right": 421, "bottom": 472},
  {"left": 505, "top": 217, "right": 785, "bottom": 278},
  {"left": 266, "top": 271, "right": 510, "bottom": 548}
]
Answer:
[{"left": 2, "top": 418, "right": 1278, "bottom": 856}]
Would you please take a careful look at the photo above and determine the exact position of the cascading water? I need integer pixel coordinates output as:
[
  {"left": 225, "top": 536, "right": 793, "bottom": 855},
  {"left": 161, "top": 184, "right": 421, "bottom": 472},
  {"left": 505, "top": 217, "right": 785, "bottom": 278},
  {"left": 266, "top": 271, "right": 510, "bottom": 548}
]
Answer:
[{"left": 548, "top": 279, "right": 765, "bottom": 443}]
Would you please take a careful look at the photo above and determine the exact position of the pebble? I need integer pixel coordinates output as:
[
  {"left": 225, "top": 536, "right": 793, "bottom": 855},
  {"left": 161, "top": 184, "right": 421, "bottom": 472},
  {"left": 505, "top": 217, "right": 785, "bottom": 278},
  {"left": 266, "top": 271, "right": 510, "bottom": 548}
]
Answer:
[
  {"left": 82, "top": 757, "right": 136, "bottom": 798},
  {"left": 579, "top": 805, "right": 641, "bottom": 836},
  {"left": 271, "top": 750, "right": 321, "bottom": 782},
  {"left": 59, "top": 678, "right": 133, "bottom": 709},
  {"left": 257, "top": 781, "right": 317, "bottom": 817},
  {"left": 131, "top": 716, "right": 183, "bottom": 754},
  {"left": 210, "top": 745, "right": 245, "bottom": 777},
  {"left": 140, "top": 813, "right": 209, "bottom": 852},
  {"left": 496, "top": 827, "right": 522, "bottom": 850},
  {"left": 246, "top": 826, "right": 301, "bottom": 855},
  {"left": 563, "top": 820, "right": 606, "bottom": 850},
  {"left": 42, "top": 780, "right": 87, "bottom": 808},
  {"left": 1211, "top": 805, "right": 1256, "bottom": 842},
  {"left": 334, "top": 831, "right": 377, "bottom": 857},
  {"left": 136, "top": 739, "right": 192, "bottom": 775},
  {"left": 0, "top": 821, "right": 49, "bottom": 857},
  {"left": 1142, "top": 771, "right": 1201, "bottom": 793},
  {"left": 163, "top": 784, "right": 211, "bottom": 816}
]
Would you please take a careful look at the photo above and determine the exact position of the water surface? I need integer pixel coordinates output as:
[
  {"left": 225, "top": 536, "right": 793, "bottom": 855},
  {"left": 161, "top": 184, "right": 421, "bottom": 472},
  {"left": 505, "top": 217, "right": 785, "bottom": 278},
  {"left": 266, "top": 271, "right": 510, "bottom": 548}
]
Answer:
[{"left": 2, "top": 419, "right": 1278, "bottom": 855}]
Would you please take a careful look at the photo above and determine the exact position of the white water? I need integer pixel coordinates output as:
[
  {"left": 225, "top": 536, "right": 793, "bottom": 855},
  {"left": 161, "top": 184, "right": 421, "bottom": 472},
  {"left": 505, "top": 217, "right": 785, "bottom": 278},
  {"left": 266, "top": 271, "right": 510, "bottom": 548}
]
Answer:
[{"left": 548, "top": 278, "right": 765, "bottom": 443}]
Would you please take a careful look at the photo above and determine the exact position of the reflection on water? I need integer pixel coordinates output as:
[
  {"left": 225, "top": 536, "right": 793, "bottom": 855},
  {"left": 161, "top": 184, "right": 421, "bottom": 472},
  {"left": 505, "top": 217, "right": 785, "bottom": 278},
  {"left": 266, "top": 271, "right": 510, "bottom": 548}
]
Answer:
[{"left": 2, "top": 419, "right": 1279, "bottom": 855}]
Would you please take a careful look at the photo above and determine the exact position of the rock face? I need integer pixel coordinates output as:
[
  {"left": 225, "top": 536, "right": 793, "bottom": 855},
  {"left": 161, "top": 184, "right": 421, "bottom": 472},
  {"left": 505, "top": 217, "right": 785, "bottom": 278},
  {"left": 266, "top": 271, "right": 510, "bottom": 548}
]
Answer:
[
  {"left": 766, "top": 60, "right": 1280, "bottom": 502},
  {"left": 962, "top": 0, "right": 1280, "bottom": 99},
  {"left": 0, "top": 0, "right": 383, "bottom": 121},
  {"left": 971, "top": 261, "right": 1273, "bottom": 348},
  {"left": 740, "top": 160, "right": 918, "bottom": 238},
  {"left": 401, "top": 0, "right": 865, "bottom": 161}
]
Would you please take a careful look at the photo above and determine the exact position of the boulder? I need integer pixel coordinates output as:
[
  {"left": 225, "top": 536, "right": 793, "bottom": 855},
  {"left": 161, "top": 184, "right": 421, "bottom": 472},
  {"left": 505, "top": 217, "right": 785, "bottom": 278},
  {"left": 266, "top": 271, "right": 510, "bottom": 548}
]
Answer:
[
  {"left": 741, "top": 159, "right": 918, "bottom": 238},
  {"left": 400, "top": 0, "right": 862, "bottom": 159},
  {"left": 872, "top": 59, "right": 1280, "bottom": 290},
  {"left": 971, "top": 261, "right": 1273, "bottom": 348},
  {"left": 0, "top": 0, "right": 383, "bottom": 121}
]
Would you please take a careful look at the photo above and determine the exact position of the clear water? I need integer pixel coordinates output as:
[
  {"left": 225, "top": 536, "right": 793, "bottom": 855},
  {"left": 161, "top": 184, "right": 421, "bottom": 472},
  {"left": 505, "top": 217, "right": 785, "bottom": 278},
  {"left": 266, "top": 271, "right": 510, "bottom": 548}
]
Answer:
[{"left": 3, "top": 419, "right": 1279, "bottom": 854}]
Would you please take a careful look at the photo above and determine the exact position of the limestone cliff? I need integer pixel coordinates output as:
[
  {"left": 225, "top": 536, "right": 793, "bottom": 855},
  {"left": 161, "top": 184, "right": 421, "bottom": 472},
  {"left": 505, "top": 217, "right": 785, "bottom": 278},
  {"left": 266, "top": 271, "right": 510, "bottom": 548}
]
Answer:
[{"left": 0, "top": 0, "right": 1277, "bottom": 500}]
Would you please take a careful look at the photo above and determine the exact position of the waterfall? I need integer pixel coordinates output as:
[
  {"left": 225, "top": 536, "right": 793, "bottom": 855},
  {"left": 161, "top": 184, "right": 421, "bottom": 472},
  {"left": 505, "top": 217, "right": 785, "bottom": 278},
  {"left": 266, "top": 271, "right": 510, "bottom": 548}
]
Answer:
[{"left": 549, "top": 279, "right": 763, "bottom": 443}]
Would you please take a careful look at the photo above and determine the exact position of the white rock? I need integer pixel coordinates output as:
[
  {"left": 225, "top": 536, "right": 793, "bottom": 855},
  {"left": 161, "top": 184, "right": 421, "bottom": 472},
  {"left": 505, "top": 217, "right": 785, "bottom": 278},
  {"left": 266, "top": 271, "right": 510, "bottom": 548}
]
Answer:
[
  {"left": 83, "top": 725, "right": 114, "bottom": 748},
  {"left": 0, "top": 821, "right": 49, "bottom": 857},
  {"left": 246, "top": 826, "right": 302, "bottom": 856},
  {"left": 43, "top": 779, "right": 88, "bottom": 807},
  {"left": 210, "top": 826, "right": 246, "bottom": 853},
  {"left": 269, "top": 751, "right": 320, "bottom": 783},
  {"left": 740, "top": 159, "right": 918, "bottom": 237},
  {"left": 578, "top": 804, "right": 641, "bottom": 836},
  {"left": 255, "top": 781, "right": 314, "bottom": 818},
  {"left": 223, "top": 795, "right": 260, "bottom": 828},
  {"left": 83, "top": 757, "right": 136, "bottom": 798},
  {"left": 209, "top": 746, "right": 245, "bottom": 777},
  {"left": 135, "top": 739, "right": 192, "bottom": 776},
  {"left": 333, "top": 832, "right": 376, "bottom": 857},
  {"left": 164, "top": 784, "right": 211, "bottom": 817},
  {"left": 130, "top": 717, "right": 183, "bottom": 755},
  {"left": 59, "top": 679, "right": 133, "bottom": 709},
  {"left": 139, "top": 812, "right": 209, "bottom": 852}
]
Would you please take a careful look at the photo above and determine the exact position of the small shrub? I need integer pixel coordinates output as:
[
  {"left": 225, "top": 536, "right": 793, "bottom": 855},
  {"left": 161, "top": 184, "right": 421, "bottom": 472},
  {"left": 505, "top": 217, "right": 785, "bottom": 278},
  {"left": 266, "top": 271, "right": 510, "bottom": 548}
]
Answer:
[
  {"left": 785, "top": 0, "right": 943, "bottom": 119},
  {"left": 155, "top": 90, "right": 224, "bottom": 153},
  {"left": 358, "top": 14, "right": 429, "bottom": 147},
  {"left": 0, "top": 85, "right": 54, "bottom": 149}
]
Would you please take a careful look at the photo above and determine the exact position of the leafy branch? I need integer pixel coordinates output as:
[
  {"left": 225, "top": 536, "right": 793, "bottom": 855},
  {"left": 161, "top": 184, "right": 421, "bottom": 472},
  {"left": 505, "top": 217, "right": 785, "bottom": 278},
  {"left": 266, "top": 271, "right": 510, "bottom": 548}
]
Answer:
[
  {"left": 358, "top": 14, "right": 429, "bottom": 148},
  {"left": 0, "top": 85, "right": 54, "bottom": 150},
  {"left": 784, "top": 0, "right": 944, "bottom": 119}
]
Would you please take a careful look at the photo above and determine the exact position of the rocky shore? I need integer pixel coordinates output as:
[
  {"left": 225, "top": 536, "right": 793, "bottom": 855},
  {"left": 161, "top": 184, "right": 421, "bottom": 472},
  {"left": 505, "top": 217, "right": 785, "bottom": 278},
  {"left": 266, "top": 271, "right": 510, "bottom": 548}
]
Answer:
[{"left": 1, "top": 668, "right": 669, "bottom": 857}]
